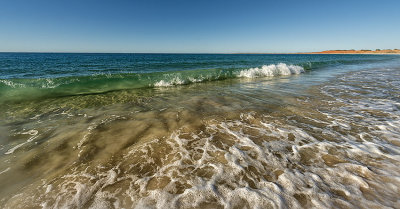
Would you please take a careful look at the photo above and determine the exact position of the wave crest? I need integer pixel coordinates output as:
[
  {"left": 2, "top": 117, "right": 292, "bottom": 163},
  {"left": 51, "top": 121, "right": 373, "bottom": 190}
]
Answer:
[
  {"left": 154, "top": 63, "right": 305, "bottom": 87},
  {"left": 0, "top": 63, "right": 306, "bottom": 103},
  {"left": 238, "top": 63, "right": 304, "bottom": 78},
  {"left": 154, "top": 77, "right": 186, "bottom": 87}
]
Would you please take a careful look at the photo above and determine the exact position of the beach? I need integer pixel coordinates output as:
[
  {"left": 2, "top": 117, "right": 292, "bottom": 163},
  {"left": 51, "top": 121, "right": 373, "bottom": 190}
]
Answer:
[
  {"left": 304, "top": 49, "right": 400, "bottom": 55},
  {"left": 1, "top": 53, "right": 400, "bottom": 208}
]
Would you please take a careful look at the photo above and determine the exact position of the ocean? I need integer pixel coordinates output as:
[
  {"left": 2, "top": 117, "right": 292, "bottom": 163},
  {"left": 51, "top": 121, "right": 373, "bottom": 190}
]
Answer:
[{"left": 1, "top": 53, "right": 400, "bottom": 208}]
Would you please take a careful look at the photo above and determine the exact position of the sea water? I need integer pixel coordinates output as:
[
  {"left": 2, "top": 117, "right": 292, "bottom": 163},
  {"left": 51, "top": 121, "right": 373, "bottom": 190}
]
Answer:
[{"left": 0, "top": 53, "right": 399, "bottom": 208}]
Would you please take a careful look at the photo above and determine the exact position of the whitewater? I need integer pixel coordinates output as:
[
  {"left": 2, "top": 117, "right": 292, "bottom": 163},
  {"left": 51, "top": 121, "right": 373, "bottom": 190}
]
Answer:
[{"left": 0, "top": 53, "right": 400, "bottom": 208}]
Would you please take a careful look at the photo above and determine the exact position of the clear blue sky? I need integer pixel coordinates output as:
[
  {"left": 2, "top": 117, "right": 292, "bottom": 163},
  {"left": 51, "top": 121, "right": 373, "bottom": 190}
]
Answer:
[{"left": 0, "top": 0, "right": 399, "bottom": 53}]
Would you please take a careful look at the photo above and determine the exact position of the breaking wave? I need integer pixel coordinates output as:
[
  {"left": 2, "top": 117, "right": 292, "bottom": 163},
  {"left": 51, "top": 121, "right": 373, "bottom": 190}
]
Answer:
[
  {"left": 238, "top": 63, "right": 304, "bottom": 78},
  {"left": 0, "top": 63, "right": 304, "bottom": 103},
  {"left": 153, "top": 63, "right": 304, "bottom": 87}
]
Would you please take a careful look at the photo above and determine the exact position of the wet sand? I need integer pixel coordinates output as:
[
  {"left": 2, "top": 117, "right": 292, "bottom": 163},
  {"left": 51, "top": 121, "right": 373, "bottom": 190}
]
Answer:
[{"left": 1, "top": 62, "right": 400, "bottom": 208}]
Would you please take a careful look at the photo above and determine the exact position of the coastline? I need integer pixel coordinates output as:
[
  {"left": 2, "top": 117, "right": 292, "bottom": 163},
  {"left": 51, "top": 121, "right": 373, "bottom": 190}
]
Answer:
[
  {"left": 233, "top": 49, "right": 400, "bottom": 55},
  {"left": 1, "top": 54, "right": 400, "bottom": 208},
  {"left": 299, "top": 51, "right": 400, "bottom": 55},
  {"left": 232, "top": 52, "right": 400, "bottom": 55},
  {"left": 296, "top": 49, "right": 400, "bottom": 55}
]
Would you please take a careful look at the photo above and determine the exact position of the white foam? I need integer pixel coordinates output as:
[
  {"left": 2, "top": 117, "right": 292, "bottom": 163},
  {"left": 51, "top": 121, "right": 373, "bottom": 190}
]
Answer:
[
  {"left": 40, "top": 78, "right": 59, "bottom": 88},
  {"left": 5, "top": 108, "right": 400, "bottom": 208},
  {"left": 0, "top": 79, "right": 25, "bottom": 88},
  {"left": 4, "top": 66, "right": 400, "bottom": 208},
  {"left": 238, "top": 63, "right": 304, "bottom": 78},
  {"left": 153, "top": 63, "right": 304, "bottom": 87},
  {"left": 154, "top": 77, "right": 185, "bottom": 87}
]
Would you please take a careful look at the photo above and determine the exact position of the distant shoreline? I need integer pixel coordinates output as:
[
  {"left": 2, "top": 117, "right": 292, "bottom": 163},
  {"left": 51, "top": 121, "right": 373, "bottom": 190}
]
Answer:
[
  {"left": 1, "top": 50, "right": 399, "bottom": 54},
  {"left": 298, "top": 49, "right": 400, "bottom": 55},
  {"left": 233, "top": 49, "right": 400, "bottom": 55}
]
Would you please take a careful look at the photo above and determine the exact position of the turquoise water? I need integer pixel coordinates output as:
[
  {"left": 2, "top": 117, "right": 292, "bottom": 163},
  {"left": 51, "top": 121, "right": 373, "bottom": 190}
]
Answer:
[
  {"left": 1, "top": 53, "right": 400, "bottom": 208},
  {"left": 1, "top": 53, "right": 392, "bottom": 79},
  {"left": 0, "top": 53, "right": 396, "bottom": 103}
]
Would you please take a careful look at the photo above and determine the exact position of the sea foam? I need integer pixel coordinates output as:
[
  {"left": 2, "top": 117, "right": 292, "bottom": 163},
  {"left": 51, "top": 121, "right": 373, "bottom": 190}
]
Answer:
[
  {"left": 154, "top": 77, "right": 186, "bottom": 87},
  {"left": 238, "top": 63, "right": 304, "bottom": 78},
  {"left": 154, "top": 63, "right": 305, "bottom": 87}
]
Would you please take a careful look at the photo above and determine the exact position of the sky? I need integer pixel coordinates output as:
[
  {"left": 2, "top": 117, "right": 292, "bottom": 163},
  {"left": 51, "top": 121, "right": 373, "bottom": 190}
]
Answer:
[{"left": 0, "top": 0, "right": 399, "bottom": 53}]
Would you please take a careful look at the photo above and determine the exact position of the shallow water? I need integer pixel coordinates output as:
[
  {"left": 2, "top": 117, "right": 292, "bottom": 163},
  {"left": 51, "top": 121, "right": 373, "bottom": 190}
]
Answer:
[{"left": 0, "top": 54, "right": 400, "bottom": 208}]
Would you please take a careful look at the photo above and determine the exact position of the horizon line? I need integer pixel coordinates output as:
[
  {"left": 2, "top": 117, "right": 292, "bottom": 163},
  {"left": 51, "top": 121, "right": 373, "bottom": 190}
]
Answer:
[
  {"left": 1, "top": 49, "right": 399, "bottom": 54},
  {"left": 0, "top": 51, "right": 306, "bottom": 54}
]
